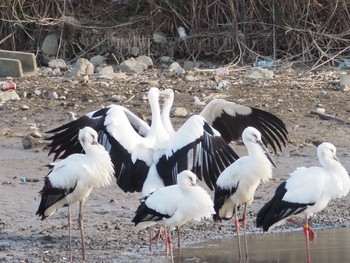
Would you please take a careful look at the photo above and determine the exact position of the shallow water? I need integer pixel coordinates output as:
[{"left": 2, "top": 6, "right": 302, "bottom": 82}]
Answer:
[{"left": 175, "top": 228, "right": 350, "bottom": 263}]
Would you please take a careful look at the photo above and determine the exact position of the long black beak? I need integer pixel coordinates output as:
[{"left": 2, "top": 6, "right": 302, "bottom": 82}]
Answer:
[{"left": 258, "top": 140, "right": 276, "bottom": 168}]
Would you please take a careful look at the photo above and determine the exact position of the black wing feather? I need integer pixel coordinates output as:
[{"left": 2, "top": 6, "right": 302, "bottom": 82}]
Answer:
[
  {"left": 213, "top": 183, "right": 239, "bottom": 221},
  {"left": 132, "top": 195, "right": 170, "bottom": 226},
  {"left": 36, "top": 175, "right": 77, "bottom": 220},
  {"left": 46, "top": 107, "right": 150, "bottom": 193},
  {"left": 157, "top": 122, "right": 239, "bottom": 190},
  {"left": 256, "top": 182, "right": 314, "bottom": 231},
  {"left": 211, "top": 107, "right": 288, "bottom": 153}
]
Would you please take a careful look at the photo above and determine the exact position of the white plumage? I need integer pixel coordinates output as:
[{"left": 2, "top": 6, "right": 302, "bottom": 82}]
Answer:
[
  {"left": 132, "top": 170, "right": 215, "bottom": 253},
  {"left": 46, "top": 88, "right": 288, "bottom": 196},
  {"left": 256, "top": 142, "right": 350, "bottom": 263},
  {"left": 36, "top": 126, "right": 114, "bottom": 261},
  {"left": 46, "top": 88, "right": 241, "bottom": 195},
  {"left": 213, "top": 126, "right": 276, "bottom": 259}
]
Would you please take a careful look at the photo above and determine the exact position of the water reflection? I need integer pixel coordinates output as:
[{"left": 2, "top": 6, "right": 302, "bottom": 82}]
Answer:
[{"left": 175, "top": 228, "right": 350, "bottom": 263}]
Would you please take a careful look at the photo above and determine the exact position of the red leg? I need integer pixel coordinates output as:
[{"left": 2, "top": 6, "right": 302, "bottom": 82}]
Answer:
[
  {"left": 78, "top": 202, "right": 86, "bottom": 262},
  {"left": 287, "top": 217, "right": 313, "bottom": 263},
  {"left": 167, "top": 228, "right": 175, "bottom": 262},
  {"left": 242, "top": 204, "right": 248, "bottom": 258},
  {"left": 166, "top": 228, "right": 173, "bottom": 257},
  {"left": 303, "top": 219, "right": 311, "bottom": 263},
  {"left": 67, "top": 205, "right": 72, "bottom": 262},
  {"left": 287, "top": 218, "right": 316, "bottom": 241},
  {"left": 234, "top": 206, "right": 242, "bottom": 259},
  {"left": 150, "top": 224, "right": 166, "bottom": 252}
]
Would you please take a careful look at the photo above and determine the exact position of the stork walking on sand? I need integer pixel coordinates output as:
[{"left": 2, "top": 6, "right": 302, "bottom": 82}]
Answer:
[{"left": 36, "top": 127, "right": 114, "bottom": 262}]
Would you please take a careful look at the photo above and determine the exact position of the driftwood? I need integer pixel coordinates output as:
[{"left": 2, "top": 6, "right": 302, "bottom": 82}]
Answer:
[{"left": 310, "top": 110, "right": 350, "bottom": 126}]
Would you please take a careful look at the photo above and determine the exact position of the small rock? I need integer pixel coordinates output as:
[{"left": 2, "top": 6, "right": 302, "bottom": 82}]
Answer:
[
  {"left": 215, "top": 80, "right": 229, "bottom": 91},
  {"left": 66, "top": 111, "right": 77, "bottom": 121},
  {"left": 192, "top": 96, "right": 206, "bottom": 106},
  {"left": 316, "top": 108, "right": 326, "bottom": 113},
  {"left": 159, "top": 56, "right": 173, "bottom": 64},
  {"left": 108, "top": 95, "right": 127, "bottom": 102},
  {"left": 98, "top": 66, "right": 114, "bottom": 75},
  {"left": 119, "top": 58, "right": 148, "bottom": 73},
  {"left": 30, "top": 130, "right": 42, "bottom": 138},
  {"left": 52, "top": 68, "right": 61, "bottom": 75},
  {"left": 339, "top": 74, "right": 350, "bottom": 91},
  {"left": 185, "top": 75, "right": 198, "bottom": 81},
  {"left": 48, "top": 59, "right": 68, "bottom": 70},
  {"left": 183, "top": 61, "right": 196, "bottom": 71},
  {"left": 79, "top": 75, "right": 90, "bottom": 85},
  {"left": 175, "top": 67, "right": 186, "bottom": 74},
  {"left": 20, "top": 105, "right": 29, "bottom": 110},
  {"left": 109, "top": 199, "right": 118, "bottom": 204},
  {"left": 41, "top": 34, "right": 58, "bottom": 56},
  {"left": 136, "top": 55, "right": 153, "bottom": 68},
  {"left": 40, "top": 67, "right": 54, "bottom": 76},
  {"left": 244, "top": 68, "right": 274, "bottom": 79},
  {"left": 90, "top": 55, "right": 107, "bottom": 67},
  {"left": 34, "top": 90, "right": 41, "bottom": 96},
  {"left": 130, "top": 47, "right": 139, "bottom": 57},
  {"left": 114, "top": 72, "right": 128, "bottom": 79},
  {"left": 172, "top": 107, "right": 188, "bottom": 117},
  {"left": 61, "top": 15, "right": 79, "bottom": 25},
  {"left": 69, "top": 58, "right": 94, "bottom": 77},
  {"left": 0, "top": 90, "right": 20, "bottom": 102},
  {"left": 169, "top": 62, "right": 182, "bottom": 72},
  {"left": 48, "top": 91, "right": 58, "bottom": 100},
  {"left": 22, "top": 135, "right": 41, "bottom": 149},
  {"left": 99, "top": 82, "right": 110, "bottom": 88}
]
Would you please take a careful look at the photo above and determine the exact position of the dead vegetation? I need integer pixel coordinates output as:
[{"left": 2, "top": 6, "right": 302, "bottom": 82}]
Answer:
[{"left": 1, "top": 0, "right": 350, "bottom": 67}]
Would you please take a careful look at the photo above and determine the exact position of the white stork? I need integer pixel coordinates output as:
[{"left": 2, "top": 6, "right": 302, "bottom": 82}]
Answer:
[
  {"left": 45, "top": 88, "right": 288, "bottom": 195},
  {"left": 213, "top": 126, "right": 276, "bottom": 259},
  {"left": 132, "top": 170, "right": 215, "bottom": 256},
  {"left": 256, "top": 142, "right": 350, "bottom": 263},
  {"left": 36, "top": 127, "right": 114, "bottom": 262}
]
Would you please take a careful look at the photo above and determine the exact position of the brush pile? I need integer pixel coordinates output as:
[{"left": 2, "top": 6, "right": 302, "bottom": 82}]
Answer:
[{"left": 1, "top": 0, "right": 350, "bottom": 66}]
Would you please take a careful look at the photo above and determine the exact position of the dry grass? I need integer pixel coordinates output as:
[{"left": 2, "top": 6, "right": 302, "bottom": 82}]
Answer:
[{"left": 1, "top": 0, "right": 350, "bottom": 67}]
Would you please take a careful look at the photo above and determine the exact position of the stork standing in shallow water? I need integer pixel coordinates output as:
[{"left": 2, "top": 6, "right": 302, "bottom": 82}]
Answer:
[
  {"left": 132, "top": 170, "right": 215, "bottom": 257},
  {"left": 256, "top": 142, "right": 350, "bottom": 263},
  {"left": 36, "top": 127, "right": 114, "bottom": 262},
  {"left": 213, "top": 126, "right": 276, "bottom": 259}
]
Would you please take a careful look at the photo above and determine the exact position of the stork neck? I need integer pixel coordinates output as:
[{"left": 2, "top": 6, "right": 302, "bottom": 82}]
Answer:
[
  {"left": 148, "top": 94, "right": 165, "bottom": 138},
  {"left": 161, "top": 97, "right": 175, "bottom": 135}
]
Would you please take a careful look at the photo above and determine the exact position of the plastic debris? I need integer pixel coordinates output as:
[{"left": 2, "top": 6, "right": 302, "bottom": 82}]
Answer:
[
  {"left": 20, "top": 177, "right": 40, "bottom": 183},
  {"left": 215, "top": 67, "right": 229, "bottom": 76},
  {"left": 254, "top": 60, "right": 275, "bottom": 68},
  {"left": 177, "top": 26, "right": 187, "bottom": 39},
  {"left": 0, "top": 82, "right": 16, "bottom": 91},
  {"left": 215, "top": 80, "right": 229, "bottom": 91},
  {"left": 339, "top": 60, "right": 350, "bottom": 69}
]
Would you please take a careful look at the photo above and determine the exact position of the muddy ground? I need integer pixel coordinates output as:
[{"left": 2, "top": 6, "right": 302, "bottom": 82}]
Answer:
[{"left": 1, "top": 65, "right": 350, "bottom": 262}]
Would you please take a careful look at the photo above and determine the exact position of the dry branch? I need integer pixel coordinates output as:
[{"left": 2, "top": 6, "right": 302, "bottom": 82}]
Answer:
[{"left": 1, "top": 0, "right": 350, "bottom": 65}]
